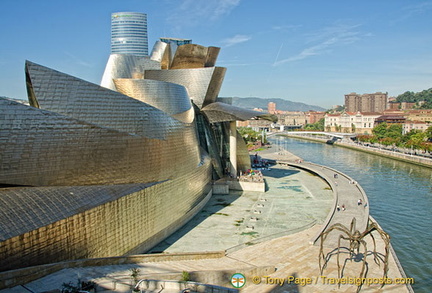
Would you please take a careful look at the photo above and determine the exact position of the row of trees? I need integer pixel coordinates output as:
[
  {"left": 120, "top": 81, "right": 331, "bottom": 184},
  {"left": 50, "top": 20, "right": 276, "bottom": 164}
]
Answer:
[
  {"left": 396, "top": 88, "right": 432, "bottom": 108},
  {"left": 238, "top": 127, "right": 267, "bottom": 145},
  {"left": 357, "top": 123, "right": 432, "bottom": 152},
  {"left": 304, "top": 118, "right": 325, "bottom": 131}
]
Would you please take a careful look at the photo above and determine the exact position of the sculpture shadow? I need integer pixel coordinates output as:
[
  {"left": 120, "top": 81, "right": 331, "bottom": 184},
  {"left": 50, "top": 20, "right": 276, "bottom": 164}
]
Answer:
[{"left": 261, "top": 168, "right": 300, "bottom": 179}]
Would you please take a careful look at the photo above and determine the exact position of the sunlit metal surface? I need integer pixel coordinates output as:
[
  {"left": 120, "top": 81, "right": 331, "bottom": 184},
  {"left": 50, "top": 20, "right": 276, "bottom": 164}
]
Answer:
[
  {"left": 100, "top": 54, "right": 160, "bottom": 90},
  {"left": 0, "top": 56, "right": 212, "bottom": 271},
  {"left": 113, "top": 78, "right": 194, "bottom": 123},
  {"left": 170, "top": 44, "right": 220, "bottom": 69},
  {"left": 236, "top": 130, "right": 252, "bottom": 171},
  {"left": 0, "top": 98, "right": 201, "bottom": 187},
  {"left": 149, "top": 40, "right": 168, "bottom": 63},
  {"left": 0, "top": 158, "right": 212, "bottom": 271},
  {"left": 145, "top": 67, "right": 226, "bottom": 108},
  {"left": 27, "top": 61, "right": 170, "bottom": 140},
  {"left": 0, "top": 37, "right": 252, "bottom": 274},
  {"left": 201, "top": 102, "right": 266, "bottom": 123}
]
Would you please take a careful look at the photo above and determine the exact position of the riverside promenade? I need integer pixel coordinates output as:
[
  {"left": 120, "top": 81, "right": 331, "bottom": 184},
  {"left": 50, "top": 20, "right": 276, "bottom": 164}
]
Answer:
[
  {"left": 259, "top": 147, "right": 370, "bottom": 246},
  {"left": 0, "top": 149, "right": 411, "bottom": 293}
]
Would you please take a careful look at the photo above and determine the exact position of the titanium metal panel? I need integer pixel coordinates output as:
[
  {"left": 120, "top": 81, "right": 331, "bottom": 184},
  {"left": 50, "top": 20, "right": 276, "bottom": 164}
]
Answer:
[
  {"left": 170, "top": 44, "right": 221, "bottom": 69},
  {"left": 201, "top": 102, "right": 265, "bottom": 123},
  {"left": 170, "top": 44, "right": 208, "bottom": 69},
  {"left": 145, "top": 67, "right": 226, "bottom": 108},
  {"left": 0, "top": 157, "right": 212, "bottom": 271},
  {"left": 204, "top": 46, "right": 220, "bottom": 67},
  {"left": 26, "top": 61, "right": 172, "bottom": 140},
  {"left": 236, "top": 130, "right": 252, "bottom": 171},
  {"left": 113, "top": 79, "right": 194, "bottom": 123},
  {"left": 0, "top": 98, "right": 201, "bottom": 187},
  {"left": 149, "top": 40, "right": 168, "bottom": 63},
  {"left": 0, "top": 183, "right": 158, "bottom": 241},
  {"left": 100, "top": 54, "right": 160, "bottom": 91}
]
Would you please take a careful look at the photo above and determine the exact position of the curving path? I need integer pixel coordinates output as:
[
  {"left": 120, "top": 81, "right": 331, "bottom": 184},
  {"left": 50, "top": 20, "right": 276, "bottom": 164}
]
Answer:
[{"left": 258, "top": 147, "right": 370, "bottom": 246}]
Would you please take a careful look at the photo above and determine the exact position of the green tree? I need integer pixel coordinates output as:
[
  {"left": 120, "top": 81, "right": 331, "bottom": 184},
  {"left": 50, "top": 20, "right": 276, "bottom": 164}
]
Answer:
[
  {"left": 372, "top": 123, "right": 388, "bottom": 139},
  {"left": 238, "top": 127, "right": 260, "bottom": 143},
  {"left": 386, "top": 124, "right": 402, "bottom": 139},
  {"left": 304, "top": 118, "right": 324, "bottom": 131},
  {"left": 425, "top": 125, "right": 432, "bottom": 141},
  {"left": 409, "top": 132, "right": 427, "bottom": 149},
  {"left": 402, "top": 129, "right": 422, "bottom": 143}
]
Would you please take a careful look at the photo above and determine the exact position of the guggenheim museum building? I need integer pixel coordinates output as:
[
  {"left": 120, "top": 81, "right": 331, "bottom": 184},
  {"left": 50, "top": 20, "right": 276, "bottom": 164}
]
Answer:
[{"left": 0, "top": 12, "right": 271, "bottom": 273}]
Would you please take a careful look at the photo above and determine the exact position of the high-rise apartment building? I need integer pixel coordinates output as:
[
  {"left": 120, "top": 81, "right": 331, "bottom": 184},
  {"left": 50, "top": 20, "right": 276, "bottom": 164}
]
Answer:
[
  {"left": 111, "top": 12, "right": 148, "bottom": 56},
  {"left": 345, "top": 92, "right": 388, "bottom": 113},
  {"left": 268, "top": 102, "right": 276, "bottom": 114}
]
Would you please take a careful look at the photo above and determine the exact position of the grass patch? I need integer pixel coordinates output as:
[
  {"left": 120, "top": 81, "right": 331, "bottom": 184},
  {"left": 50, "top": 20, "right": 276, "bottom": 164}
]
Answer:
[
  {"left": 215, "top": 212, "right": 229, "bottom": 216},
  {"left": 241, "top": 231, "right": 258, "bottom": 236}
]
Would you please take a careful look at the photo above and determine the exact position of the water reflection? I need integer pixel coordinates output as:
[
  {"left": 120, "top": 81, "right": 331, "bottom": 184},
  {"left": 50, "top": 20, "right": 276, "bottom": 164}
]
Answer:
[{"left": 270, "top": 137, "right": 432, "bottom": 293}]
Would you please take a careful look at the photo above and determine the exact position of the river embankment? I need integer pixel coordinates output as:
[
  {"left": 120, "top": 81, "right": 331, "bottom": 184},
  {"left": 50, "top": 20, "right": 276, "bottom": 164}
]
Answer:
[
  {"left": 267, "top": 136, "right": 429, "bottom": 292},
  {"left": 279, "top": 133, "right": 432, "bottom": 169}
]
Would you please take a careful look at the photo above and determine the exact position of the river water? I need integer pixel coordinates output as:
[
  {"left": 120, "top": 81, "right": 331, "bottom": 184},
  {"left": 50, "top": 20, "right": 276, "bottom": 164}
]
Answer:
[{"left": 270, "top": 136, "right": 432, "bottom": 293}]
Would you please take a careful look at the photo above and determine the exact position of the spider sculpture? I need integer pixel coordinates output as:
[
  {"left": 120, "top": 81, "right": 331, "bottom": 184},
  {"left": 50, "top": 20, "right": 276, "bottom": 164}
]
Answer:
[{"left": 318, "top": 218, "right": 390, "bottom": 292}]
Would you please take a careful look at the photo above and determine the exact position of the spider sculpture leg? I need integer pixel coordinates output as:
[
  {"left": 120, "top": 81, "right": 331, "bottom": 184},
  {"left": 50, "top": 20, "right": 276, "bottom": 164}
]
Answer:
[
  {"left": 319, "top": 224, "right": 351, "bottom": 274},
  {"left": 337, "top": 234, "right": 351, "bottom": 283},
  {"left": 368, "top": 228, "right": 380, "bottom": 265},
  {"left": 359, "top": 239, "right": 368, "bottom": 280},
  {"left": 363, "top": 222, "right": 391, "bottom": 281},
  {"left": 375, "top": 228, "right": 390, "bottom": 280}
]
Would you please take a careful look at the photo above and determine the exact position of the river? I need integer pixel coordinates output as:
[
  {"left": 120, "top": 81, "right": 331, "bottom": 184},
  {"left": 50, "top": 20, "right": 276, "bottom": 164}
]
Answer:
[{"left": 269, "top": 136, "right": 432, "bottom": 293}]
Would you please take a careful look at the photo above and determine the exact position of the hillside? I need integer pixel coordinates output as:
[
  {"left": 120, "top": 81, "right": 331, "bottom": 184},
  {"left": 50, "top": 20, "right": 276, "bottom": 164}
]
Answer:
[{"left": 230, "top": 97, "right": 326, "bottom": 112}]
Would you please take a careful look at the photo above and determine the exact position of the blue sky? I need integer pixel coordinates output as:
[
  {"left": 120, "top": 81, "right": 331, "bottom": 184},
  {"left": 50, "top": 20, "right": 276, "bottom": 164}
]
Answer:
[{"left": 1, "top": 0, "right": 431, "bottom": 108}]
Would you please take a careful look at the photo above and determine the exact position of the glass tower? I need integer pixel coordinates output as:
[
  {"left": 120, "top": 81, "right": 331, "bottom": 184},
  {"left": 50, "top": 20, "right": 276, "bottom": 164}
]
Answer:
[{"left": 111, "top": 12, "right": 148, "bottom": 56}]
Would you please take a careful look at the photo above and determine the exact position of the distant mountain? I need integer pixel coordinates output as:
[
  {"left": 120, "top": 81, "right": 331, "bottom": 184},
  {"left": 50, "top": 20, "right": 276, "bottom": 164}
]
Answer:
[{"left": 229, "top": 97, "right": 326, "bottom": 112}]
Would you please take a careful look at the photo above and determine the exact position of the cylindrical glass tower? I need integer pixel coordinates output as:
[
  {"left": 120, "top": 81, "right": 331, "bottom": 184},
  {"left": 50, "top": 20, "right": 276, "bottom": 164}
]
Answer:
[{"left": 111, "top": 12, "right": 148, "bottom": 56}]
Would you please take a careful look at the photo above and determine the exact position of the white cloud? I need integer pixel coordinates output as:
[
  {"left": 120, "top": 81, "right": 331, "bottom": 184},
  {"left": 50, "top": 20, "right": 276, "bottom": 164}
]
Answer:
[
  {"left": 221, "top": 34, "right": 251, "bottom": 47},
  {"left": 403, "top": 1, "right": 432, "bottom": 17},
  {"left": 64, "top": 51, "right": 92, "bottom": 68},
  {"left": 272, "top": 24, "right": 302, "bottom": 31},
  {"left": 274, "top": 23, "right": 368, "bottom": 66},
  {"left": 168, "top": 0, "right": 241, "bottom": 31}
]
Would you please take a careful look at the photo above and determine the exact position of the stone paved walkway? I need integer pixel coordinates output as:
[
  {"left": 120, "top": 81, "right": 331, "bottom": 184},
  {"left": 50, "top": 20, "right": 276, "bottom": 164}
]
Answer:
[{"left": 258, "top": 148, "right": 369, "bottom": 246}]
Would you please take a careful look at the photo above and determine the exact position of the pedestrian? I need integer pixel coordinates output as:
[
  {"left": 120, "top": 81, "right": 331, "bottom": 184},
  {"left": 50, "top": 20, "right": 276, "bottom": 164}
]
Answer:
[
  {"left": 342, "top": 204, "right": 345, "bottom": 211},
  {"left": 337, "top": 204, "right": 340, "bottom": 211},
  {"left": 357, "top": 199, "right": 362, "bottom": 205}
]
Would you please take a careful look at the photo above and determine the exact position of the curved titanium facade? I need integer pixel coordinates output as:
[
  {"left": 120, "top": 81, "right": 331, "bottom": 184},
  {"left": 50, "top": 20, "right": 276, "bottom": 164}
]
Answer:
[
  {"left": 170, "top": 44, "right": 220, "bottom": 69},
  {"left": 113, "top": 78, "right": 194, "bottom": 123},
  {"left": 27, "top": 61, "right": 170, "bottom": 140},
  {"left": 0, "top": 36, "right": 262, "bottom": 277},
  {"left": 111, "top": 12, "right": 148, "bottom": 56},
  {"left": 201, "top": 102, "right": 267, "bottom": 123},
  {"left": 0, "top": 57, "right": 213, "bottom": 271},
  {"left": 145, "top": 67, "right": 226, "bottom": 108},
  {"left": 101, "top": 54, "right": 160, "bottom": 90}
]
